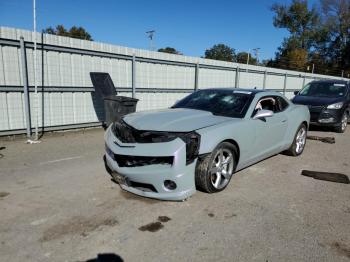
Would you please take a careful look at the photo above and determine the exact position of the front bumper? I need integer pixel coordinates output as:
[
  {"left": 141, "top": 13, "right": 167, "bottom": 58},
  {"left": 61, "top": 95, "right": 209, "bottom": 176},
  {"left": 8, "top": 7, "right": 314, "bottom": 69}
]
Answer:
[
  {"left": 104, "top": 126, "right": 197, "bottom": 201},
  {"left": 309, "top": 107, "right": 344, "bottom": 126}
]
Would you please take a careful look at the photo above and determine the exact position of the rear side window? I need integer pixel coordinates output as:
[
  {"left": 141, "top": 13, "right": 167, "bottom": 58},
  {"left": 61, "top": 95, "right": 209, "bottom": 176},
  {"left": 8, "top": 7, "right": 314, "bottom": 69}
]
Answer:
[{"left": 276, "top": 96, "right": 289, "bottom": 112}]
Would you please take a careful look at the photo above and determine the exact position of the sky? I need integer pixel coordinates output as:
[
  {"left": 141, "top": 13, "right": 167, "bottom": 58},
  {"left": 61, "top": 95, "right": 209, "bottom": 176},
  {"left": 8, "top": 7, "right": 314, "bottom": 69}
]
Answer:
[{"left": 0, "top": 0, "right": 299, "bottom": 60}]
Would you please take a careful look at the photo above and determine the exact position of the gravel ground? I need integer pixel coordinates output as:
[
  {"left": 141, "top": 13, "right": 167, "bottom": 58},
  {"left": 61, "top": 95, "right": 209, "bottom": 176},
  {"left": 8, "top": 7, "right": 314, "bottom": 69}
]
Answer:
[{"left": 0, "top": 127, "right": 349, "bottom": 262}]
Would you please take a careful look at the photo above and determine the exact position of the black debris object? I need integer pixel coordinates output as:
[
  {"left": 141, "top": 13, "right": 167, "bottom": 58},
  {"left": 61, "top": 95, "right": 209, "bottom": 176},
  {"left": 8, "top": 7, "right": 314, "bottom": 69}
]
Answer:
[
  {"left": 301, "top": 170, "right": 350, "bottom": 184},
  {"left": 307, "top": 135, "right": 335, "bottom": 144},
  {"left": 0, "top": 146, "right": 4, "bottom": 159}
]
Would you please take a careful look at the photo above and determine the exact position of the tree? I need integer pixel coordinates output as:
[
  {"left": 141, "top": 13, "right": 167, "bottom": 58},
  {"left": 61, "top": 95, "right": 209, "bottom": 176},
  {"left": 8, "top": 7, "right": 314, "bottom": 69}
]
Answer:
[
  {"left": 236, "top": 52, "right": 257, "bottom": 65},
  {"left": 270, "top": 0, "right": 320, "bottom": 71},
  {"left": 43, "top": 25, "right": 93, "bottom": 41},
  {"left": 158, "top": 47, "right": 182, "bottom": 55},
  {"left": 272, "top": 0, "right": 319, "bottom": 49},
  {"left": 318, "top": 0, "right": 350, "bottom": 69},
  {"left": 204, "top": 44, "right": 236, "bottom": 62}
]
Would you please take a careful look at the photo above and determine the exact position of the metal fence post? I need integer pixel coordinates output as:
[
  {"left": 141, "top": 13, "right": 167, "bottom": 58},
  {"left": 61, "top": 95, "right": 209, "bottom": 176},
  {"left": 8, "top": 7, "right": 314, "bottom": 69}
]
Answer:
[
  {"left": 235, "top": 66, "right": 240, "bottom": 88},
  {"left": 283, "top": 73, "right": 287, "bottom": 95},
  {"left": 132, "top": 54, "right": 136, "bottom": 98},
  {"left": 263, "top": 70, "right": 267, "bottom": 89},
  {"left": 194, "top": 62, "right": 199, "bottom": 91},
  {"left": 20, "top": 37, "right": 32, "bottom": 138}
]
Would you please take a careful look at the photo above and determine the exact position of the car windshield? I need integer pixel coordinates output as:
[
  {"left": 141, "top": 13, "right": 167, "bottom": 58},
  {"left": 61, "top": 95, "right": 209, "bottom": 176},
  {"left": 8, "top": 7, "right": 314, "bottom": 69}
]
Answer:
[
  {"left": 172, "top": 89, "right": 253, "bottom": 118},
  {"left": 299, "top": 82, "right": 347, "bottom": 97}
]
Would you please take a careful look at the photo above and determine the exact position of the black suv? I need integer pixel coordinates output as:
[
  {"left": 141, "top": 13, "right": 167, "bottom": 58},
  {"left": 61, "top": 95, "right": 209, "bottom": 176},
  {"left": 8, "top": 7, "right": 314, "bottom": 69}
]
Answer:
[{"left": 291, "top": 80, "right": 350, "bottom": 133}]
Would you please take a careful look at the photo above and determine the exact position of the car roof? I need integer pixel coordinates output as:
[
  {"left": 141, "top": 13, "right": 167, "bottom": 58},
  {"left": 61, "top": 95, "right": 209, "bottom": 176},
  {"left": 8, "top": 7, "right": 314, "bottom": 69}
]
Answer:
[
  {"left": 311, "top": 79, "right": 349, "bottom": 85},
  {"left": 200, "top": 88, "right": 286, "bottom": 98},
  {"left": 202, "top": 88, "right": 265, "bottom": 94}
]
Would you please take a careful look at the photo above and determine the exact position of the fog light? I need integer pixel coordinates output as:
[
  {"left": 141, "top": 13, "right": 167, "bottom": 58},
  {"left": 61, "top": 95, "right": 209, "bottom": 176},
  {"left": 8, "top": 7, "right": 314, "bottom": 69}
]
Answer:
[
  {"left": 319, "top": 117, "right": 335, "bottom": 123},
  {"left": 164, "top": 180, "right": 177, "bottom": 190}
]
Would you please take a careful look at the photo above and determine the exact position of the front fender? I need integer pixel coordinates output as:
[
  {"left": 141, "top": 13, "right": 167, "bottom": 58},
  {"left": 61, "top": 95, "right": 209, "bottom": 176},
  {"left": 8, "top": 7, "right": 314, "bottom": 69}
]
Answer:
[{"left": 196, "top": 120, "right": 255, "bottom": 168}]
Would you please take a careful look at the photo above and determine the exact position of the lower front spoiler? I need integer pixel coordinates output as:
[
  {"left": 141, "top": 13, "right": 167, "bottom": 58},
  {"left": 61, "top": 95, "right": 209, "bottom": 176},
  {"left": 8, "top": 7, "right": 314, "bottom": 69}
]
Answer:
[
  {"left": 119, "top": 184, "right": 195, "bottom": 201},
  {"left": 310, "top": 121, "right": 340, "bottom": 127}
]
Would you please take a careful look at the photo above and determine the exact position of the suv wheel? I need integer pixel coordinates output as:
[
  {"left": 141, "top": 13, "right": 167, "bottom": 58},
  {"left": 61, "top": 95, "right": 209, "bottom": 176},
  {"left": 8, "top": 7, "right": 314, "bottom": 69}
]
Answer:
[{"left": 335, "top": 113, "right": 348, "bottom": 133}]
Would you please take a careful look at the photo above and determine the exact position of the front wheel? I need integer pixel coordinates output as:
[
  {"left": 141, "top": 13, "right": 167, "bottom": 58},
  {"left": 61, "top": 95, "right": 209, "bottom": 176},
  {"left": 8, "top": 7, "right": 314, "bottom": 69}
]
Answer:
[
  {"left": 285, "top": 124, "right": 307, "bottom": 156},
  {"left": 195, "top": 142, "right": 237, "bottom": 193},
  {"left": 334, "top": 113, "right": 348, "bottom": 133}
]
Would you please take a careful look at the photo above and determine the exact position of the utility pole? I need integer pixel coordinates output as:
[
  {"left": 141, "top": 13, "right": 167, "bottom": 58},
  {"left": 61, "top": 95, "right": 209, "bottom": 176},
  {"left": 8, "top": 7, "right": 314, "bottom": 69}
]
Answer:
[
  {"left": 311, "top": 63, "right": 314, "bottom": 74},
  {"left": 341, "top": 70, "right": 344, "bottom": 78},
  {"left": 146, "top": 30, "right": 155, "bottom": 51},
  {"left": 246, "top": 49, "right": 250, "bottom": 65},
  {"left": 252, "top": 48, "right": 260, "bottom": 64},
  {"left": 33, "top": 0, "right": 39, "bottom": 141}
]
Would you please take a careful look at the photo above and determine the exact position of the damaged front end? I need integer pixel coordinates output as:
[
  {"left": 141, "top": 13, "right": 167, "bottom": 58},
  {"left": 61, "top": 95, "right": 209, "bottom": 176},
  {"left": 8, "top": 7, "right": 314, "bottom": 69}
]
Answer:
[{"left": 104, "top": 120, "right": 200, "bottom": 200}]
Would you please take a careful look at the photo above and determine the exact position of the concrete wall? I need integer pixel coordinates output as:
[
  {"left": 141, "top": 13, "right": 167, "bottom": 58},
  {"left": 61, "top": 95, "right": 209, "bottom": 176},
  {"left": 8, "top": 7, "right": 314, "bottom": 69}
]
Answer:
[{"left": 0, "top": 26, "right": 346, "bottom": 135}]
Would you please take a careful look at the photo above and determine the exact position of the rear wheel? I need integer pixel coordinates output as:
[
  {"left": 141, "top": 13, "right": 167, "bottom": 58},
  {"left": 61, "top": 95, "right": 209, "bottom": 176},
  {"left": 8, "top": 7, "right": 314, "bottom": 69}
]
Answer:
[
  {"left": 195, "top": 142, "right": 237, "bottom": 193},
  {"left": 334, "top": 113, "right": 347, "bottom": 133},
  {"left": 285, "top": 124, "right": 307, "bottom": 156}
]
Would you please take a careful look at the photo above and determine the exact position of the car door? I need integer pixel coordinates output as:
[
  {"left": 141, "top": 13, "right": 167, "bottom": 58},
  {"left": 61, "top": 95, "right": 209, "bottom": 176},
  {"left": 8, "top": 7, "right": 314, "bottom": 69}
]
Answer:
[{"left": 249, "top": 96, "right": 288, "bottom": 162}]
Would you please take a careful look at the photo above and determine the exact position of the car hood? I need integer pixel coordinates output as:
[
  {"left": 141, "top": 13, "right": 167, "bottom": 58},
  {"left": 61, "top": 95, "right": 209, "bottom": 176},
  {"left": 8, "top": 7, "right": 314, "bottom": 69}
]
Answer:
[
  {"left": 123, "top": 108, "right": 231, "bottom": 132},
  {"left": 292, "top": 95, "right": 342, "bottom": 106}
]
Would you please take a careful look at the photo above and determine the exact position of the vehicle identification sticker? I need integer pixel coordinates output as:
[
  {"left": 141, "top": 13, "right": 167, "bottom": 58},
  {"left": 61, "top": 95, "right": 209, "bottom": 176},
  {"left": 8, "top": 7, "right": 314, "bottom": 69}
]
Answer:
[{"left": 233, "top": 90, "right": 252, "bottom": 94}]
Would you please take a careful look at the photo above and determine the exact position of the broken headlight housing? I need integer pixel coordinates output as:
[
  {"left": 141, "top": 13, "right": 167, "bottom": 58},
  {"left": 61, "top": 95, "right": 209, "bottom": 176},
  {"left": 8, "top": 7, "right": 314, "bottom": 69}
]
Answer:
[{"left": 112, "top": 120, "right": 200, "bottom": 165}]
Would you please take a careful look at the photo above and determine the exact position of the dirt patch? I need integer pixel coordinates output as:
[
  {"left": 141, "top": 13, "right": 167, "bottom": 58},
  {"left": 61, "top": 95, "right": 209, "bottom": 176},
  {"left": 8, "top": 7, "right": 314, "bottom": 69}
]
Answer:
[
  {"left": 139, "top": 222, "right": 164, "bottom": 232},
  {"left": 208, "top": 213, "right": 215, "bottom": 217},
  {"left": 40, "top": 216, "right": 118, "bottom": 242},
  {"left": 0, "top": 192, "right": 10, "bottom": 199},
  {"left": 224, "top": 213, "right": 237, "bottom": 219},
  {"left": 158, "top": 216, "right": 171, "bottom": 223},
  {"left": 331, "top": 242, "right": 350, "bottom": 258},
  {"left": 119, "top": 190, "right": 158, "bottom": 204}
]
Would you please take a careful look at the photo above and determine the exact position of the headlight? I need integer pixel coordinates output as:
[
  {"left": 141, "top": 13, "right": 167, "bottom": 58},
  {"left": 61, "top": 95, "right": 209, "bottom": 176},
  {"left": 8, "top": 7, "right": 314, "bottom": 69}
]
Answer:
[
  {"left": 139, "top": 131, "right": 201, "bottom": 165},
  {"left": 327, "top": 102, "right": 343, "bottom": 109},
  {"left": 177, "top": 132, "right": 201, "bottom": 165}
]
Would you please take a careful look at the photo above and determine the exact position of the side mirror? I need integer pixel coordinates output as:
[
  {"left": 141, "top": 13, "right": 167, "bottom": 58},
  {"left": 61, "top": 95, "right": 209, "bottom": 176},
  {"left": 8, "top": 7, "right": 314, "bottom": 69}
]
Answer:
[
  {"left": 294, "top": 91, "right": 299, "bottom": 95},
  {"left": 253, "top": 109, "right": 274, "bottom": 120}
]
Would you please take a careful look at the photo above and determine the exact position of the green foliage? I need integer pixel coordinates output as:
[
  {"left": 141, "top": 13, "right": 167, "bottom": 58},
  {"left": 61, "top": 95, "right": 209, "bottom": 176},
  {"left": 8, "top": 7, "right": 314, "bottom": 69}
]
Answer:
[
  {"left": 269, "top": 0, "right": 350, "bottom": 76},
  {"left": 272, "top": 0, "right": 319, "bottom": 49},
  {"left": 43, "top": 25, "right": 93, "bottom": 41},
  {"left": 236, "top": 52, "right": 257, "bottom": 65},
  {"left": 204, "top": 44, "right": 236, "bottom": 62},
  {"left": 158, "top": 47, "right": 182, "bottom": 55}
]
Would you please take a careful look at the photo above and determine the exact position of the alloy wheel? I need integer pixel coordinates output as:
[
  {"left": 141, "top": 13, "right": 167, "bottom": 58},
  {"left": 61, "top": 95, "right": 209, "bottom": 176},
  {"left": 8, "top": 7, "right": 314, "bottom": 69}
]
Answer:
[
  {"left": 209, "top": 148, "right": 234, "bottom": 189},
  {"left": 295, "top": 126, "right": 307, "bottom": 154}
]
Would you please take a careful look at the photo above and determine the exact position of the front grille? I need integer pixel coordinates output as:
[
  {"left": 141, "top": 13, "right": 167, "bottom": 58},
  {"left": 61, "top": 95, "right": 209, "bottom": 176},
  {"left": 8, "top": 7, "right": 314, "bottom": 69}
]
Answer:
[
  {"left": 129, "top": 181, "right": 158, "bottom": 192},
  {"left": 308, "top": 105, "right": 324, "bottom": 112},
  {"left": 114, "top": 154, "right": 174, "bottom": 167}
]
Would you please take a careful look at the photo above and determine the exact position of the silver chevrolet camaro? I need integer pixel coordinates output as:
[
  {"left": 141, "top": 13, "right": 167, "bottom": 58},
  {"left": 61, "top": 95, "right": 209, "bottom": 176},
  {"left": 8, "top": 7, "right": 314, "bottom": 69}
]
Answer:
[{"left": 104, "top": 88, "right": 310, "bottom": 201}]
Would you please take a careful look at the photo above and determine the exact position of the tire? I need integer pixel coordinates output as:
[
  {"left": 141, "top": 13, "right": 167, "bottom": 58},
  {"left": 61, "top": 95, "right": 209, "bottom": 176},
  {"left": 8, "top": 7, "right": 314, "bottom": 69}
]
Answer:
[
  {"left": 285, "top": 123, "right": 307, "bottom": 156},
  {"left": 195, "top": 142, "right": 238, "bottom": 193},
  {"left": 334, "top": 113, "right": 348, "bottom": 133}
]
